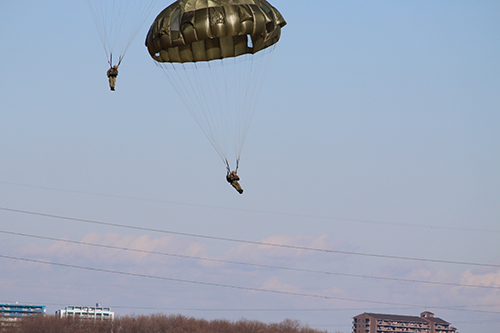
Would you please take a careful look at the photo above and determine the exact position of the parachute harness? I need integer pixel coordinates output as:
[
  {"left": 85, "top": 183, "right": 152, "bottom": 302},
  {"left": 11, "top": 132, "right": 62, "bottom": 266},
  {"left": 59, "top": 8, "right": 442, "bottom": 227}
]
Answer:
[
  {"left": 225, "top": 158, "right": 240, "bottom": 174},
  {"left": 108, "top": 53, "right": 123, "bottom": 68}
]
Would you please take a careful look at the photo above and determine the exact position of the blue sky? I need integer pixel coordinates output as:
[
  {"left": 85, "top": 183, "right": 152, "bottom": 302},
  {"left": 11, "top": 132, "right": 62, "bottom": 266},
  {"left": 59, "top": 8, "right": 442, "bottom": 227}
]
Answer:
[{"left": 1, "top": 1, "right": 499, "bottom": 332}]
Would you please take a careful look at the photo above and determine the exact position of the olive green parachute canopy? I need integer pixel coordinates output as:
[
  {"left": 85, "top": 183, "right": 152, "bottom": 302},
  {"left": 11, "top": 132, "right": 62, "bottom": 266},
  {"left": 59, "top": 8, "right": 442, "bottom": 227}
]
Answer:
[
  {"left": 145, "top": 0, "right": 286, "bottom": 170},
  {"left": 145, "top": 0, "right": 286, "bottom": 63}
]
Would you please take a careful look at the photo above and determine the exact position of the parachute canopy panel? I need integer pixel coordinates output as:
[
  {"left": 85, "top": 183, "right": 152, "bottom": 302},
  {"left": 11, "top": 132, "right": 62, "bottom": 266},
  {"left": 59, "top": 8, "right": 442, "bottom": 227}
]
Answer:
[{"left": 145, "top": 0, "right": 286, "bottom": 63}]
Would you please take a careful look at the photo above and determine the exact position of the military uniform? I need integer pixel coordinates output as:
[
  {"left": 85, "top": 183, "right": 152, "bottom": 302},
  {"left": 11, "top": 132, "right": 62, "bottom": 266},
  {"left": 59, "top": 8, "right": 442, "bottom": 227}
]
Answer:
[
  {"left": 107, "top": 66, "right": 118, "bottom": 91},
  {"left": 226, "top": 171, "right": 243, "bottom": 194}
]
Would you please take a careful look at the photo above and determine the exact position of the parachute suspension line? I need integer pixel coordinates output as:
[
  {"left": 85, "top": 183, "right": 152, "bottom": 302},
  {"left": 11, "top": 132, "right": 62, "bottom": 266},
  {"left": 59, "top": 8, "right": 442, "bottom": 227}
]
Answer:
[
  {"left": 156, "top": 61, "right": 227, "bottom": 164},
  {"left": 236, "top": 53, "right": 255, "bottom": 160},
  {"left": 87, "top": 0, "right": 111, "bottom": 61},
  {"left": 223, "top": 158, "right": 239, "bottom": 173},
  {"left": 87, "top": 0, "right": 159, "bottom": 65},
  {"left": 236, "top": 53, "right": 250, "bottom": 157},
  {"left": 114, "top": 0, "right": 159, "bottom": 63},
  {"left": 108, "top": 52, "right": 123, "bottom": 68},
  {"left": 221, "top": 56, "right": 237, "bottom": 161},
  {"left": 156, "top": 46, "right": 276, "bottom": 170},
  {"left": 202, "top": 60, "right": 227, "bottom": 160},
  {"left": 235, "top": 46, "right": 277, "bottom": 162},
  {"left": 117, "top": 54, "right": 124, "bottom": 67},
  {"left": 191, "top": 60, "right": 228, "bottom": 163}
]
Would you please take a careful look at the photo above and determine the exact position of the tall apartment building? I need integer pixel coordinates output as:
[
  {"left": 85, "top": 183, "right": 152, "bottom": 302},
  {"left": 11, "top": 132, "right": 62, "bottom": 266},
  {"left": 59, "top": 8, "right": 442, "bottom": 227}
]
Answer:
[
  {"left": 352, "top": 311, "right": 457, "bottom": 333},
  {"left": 55, "top": 304, "right": 114, "bottom": 321}
]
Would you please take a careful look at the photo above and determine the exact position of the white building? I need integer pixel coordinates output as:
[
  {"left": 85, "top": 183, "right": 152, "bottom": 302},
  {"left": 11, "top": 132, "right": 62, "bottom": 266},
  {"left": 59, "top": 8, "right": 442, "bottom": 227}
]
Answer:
[{"left": 55, "top": 304, "right": 114, "bottom": 321}]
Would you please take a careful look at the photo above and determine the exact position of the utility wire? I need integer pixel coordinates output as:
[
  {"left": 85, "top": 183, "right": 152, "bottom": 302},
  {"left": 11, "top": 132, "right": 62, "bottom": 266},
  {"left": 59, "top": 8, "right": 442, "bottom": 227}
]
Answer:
[
  {"left": 1, "top": 181, "right": 498, "bottom": 233},
  {"left": 0, "top": 301, "right": 410, "bottom": 312},
  {"left": 1, "top": 207, "right": 498, "bottom": 268},
  {"left": 1, "top": 298, "right": 495, "bottom": 318},
  {"left": 1, "top": 254, "right": 499, "bottom": 315},
  {"left": 1, "top": 229, "right": 498, "bottom": 290}
]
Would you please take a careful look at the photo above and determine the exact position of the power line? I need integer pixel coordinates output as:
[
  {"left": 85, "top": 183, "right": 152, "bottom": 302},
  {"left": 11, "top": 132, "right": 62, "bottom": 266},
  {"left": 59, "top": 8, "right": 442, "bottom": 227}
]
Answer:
[
  {"left": 1, "top": 181, "right": 498, "bottom": 233},
  {"left": 0, "top": 302, "right": 410, "bottom": 312},
  {"left": 1, "top": 254, "right": 499, "bottom": 315},
  {"left": 1, "top": 206, "right": 499, "bottom": 268},
  {"left": 2, "top": 298, "right": 496, "bottom": 318},
  {"left": 2, "top": 229, "right": 498, "bottom": 290}
]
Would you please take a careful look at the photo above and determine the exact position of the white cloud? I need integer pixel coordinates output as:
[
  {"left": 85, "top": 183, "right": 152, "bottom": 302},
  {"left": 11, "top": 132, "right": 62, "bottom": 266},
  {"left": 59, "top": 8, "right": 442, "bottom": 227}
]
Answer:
[
  {"left": 460, "top": 269, "right": 500, "bottom": 288},
  {"left": 15, "top": 232, "right": 209, "bottom": 268},
  {"left": 10, "top": 231, "right": 500, "bottom": 320},
  {"left": 223, "top": 233, "right": 346, "bottom": 264},
  {"left": 260, "top": 275, "right": 301, "bottom": 293}
]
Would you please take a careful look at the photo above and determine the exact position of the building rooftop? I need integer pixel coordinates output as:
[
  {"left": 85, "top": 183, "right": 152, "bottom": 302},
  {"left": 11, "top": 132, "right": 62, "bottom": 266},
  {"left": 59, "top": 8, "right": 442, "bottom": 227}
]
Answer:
[
  {"left": 356, "top": 311, "right": 452, "bottom": 326},
  {"left": 362, "top": 313, "right": 430, "bottom": 324}
]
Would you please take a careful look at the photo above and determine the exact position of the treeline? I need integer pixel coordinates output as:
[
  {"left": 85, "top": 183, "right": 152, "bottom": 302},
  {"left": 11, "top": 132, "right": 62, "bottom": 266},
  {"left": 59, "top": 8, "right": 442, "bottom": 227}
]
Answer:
[{"left": 2, "top": 314, "right": 327, "bottom": 333}]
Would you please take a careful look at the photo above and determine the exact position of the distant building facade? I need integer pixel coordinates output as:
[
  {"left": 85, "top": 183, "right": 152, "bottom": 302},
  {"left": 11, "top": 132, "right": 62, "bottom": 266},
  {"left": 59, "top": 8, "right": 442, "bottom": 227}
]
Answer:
[
  {"left": 352, "top": 311, "right": 457, "bottom": 333},
  {"left": 0, "top": 303, "right": 46, "bottom": 323},
  {"left": 55, "top": 304, "right": 114, "bottom": 321}
]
